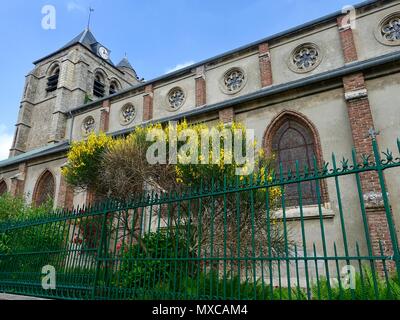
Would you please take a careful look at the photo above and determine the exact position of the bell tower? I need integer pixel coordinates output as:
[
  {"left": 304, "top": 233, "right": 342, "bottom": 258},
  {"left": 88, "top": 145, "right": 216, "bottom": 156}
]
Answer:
[{"left": 9, "top": 28, "right": 140, "bottom": 157}]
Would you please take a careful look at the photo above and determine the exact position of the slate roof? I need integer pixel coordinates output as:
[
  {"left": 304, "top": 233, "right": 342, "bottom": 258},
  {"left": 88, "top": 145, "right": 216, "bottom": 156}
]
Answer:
[
  {"left": 33, "top": 28, "right": 115, "bottom": 66},
  {"left": 117, "top": 57, "right": 134, "bottom": 71},
  {"left": 0, "top": 141, "right": 70, "bottom": 169},
  {"left": 62, "top": 28, "right": 98, "bottom": 50}
]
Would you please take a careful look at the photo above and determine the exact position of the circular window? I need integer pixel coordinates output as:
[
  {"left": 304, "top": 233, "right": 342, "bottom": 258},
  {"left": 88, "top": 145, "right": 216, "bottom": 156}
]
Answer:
[
  {"left": 375, "top": 12, "right": 400, "bottom": 46},
  {"left": 81, "top": 116, "right": 96, "bottom": 136},
  {"left": 167, "top": 87, "right": 186, "bottom": 111},
  {"left": 287, "top": 43, "right": 323, "bottom": 73},
  {"left": 220, "top": 67, "right": 247, "bottom": 94},
  {"left": 120, "top": 103, "right": 137, "bottom": 125}
]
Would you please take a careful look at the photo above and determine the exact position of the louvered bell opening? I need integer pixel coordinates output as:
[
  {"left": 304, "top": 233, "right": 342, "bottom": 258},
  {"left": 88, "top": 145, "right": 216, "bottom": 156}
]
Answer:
[
  {"left": 93, "top": 79, "right": 105, "bottom": 98},
  {"left": 46, "top": 74, "right": 59, "bottom": 92},
  {"left": 109, "top": 88, "right": 116, "bottom": 95}
]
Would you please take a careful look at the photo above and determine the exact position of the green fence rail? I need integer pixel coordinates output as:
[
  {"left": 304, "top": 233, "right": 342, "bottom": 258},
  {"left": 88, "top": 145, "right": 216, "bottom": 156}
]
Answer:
[{"left": 0, "top": 138, "right": 400, "bottom": 300}]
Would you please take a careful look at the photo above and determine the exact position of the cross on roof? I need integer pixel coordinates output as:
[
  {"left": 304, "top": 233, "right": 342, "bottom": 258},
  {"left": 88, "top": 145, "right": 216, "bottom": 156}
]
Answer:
[
  {"left": 87, "top": 7, "right": 95, "bottom": 29},
  {"left": 367, "top": 127, "right": 380, "bottom": 140}
]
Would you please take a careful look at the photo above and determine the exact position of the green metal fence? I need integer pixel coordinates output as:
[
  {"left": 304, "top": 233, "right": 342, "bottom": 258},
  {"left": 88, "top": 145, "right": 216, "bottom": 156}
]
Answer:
[{"left": 0, "top": 137, "right": 400, "bottom": 300}]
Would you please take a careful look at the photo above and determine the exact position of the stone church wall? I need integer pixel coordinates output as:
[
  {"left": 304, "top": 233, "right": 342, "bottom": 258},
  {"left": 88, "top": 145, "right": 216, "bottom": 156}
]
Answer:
[
  {"left": 366, "top": 73, "right": 400, "bottom": 231},
  {"left": 355, "top": 2, "right": 400, "bottom": 61},
  {"left": 270, "top": 24, "right": 345, "bottom": 86}
]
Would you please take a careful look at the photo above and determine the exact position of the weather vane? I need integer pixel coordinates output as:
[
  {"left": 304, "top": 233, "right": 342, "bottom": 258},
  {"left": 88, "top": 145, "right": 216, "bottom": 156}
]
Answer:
[{"left": 87, "top": 7, "right": 95, "bottom": 29}]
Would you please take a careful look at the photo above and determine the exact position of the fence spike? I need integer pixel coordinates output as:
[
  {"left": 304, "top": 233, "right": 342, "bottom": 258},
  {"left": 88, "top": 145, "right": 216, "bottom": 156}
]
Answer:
[
  {"left": 397, "top": 138, "right": 400, "bottom": 153},
  {"left": 312, "top": 156, "right": 318, "bottom": 177},
  {"left": 279, "top": 162, "right": 283, "bottom": 183},
  {"left": 295, "top": 160, "right": 299, "bottom": 180},
  {"left": 351, "top": 148, "right": 358, "bottom": 168},
  {"left": 332, "top": 153, "right": 337, "bottom": 173}
]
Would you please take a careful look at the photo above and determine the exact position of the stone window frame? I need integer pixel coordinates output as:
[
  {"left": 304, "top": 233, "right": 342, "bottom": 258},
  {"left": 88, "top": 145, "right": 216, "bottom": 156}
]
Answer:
[
  {"left": 81, "top": 115, "right": 96, "bottom": 137},
  {"left": 46, "top": 61, "right": 61, "bottom": 77},
  {"left": 93, "top": 68, "right": 108, "bottom": 82},
  {"left": 109, "top": 78, "right": 121, "bottom": 95},
  {"left": 119, "top": 103, "right": 137, "bottom": 126},
  {"left": 45, "top": 62, "right": 61, "bottom": 95},
  {"left": 219, "top": 67, "right": 248, "bottom": 95},
  {"left": 93, "top": 68, "right": 108, "bottom": 98},
  {"left": 32, "top": 169, "right": 56, "bottom": 207},
  {"left": 165, "top": 86, "right": 187, "bottom": 112},
  {"left": 287, "top": 42, "right": 324, "bottom": 74},
  {"left": 263, "top": 110, "right": 330, "bottom": 211},
  {"left": 0, "top": 179, "right": 8, "bottom": 196},
  {"left": 375, "top": 12, "right": 400, "bottom": 46}
]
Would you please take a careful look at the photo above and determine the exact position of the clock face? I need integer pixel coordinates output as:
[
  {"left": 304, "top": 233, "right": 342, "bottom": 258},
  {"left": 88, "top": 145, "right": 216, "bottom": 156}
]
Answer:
[{"left": 98, "top": 47, "right": 109, "bottom": 60}]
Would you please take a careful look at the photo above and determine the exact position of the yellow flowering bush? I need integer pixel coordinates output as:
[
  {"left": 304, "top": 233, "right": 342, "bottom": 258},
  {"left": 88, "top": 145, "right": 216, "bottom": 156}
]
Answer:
[
  {"left": 162, "top": 120, "right": 285, "bottom": 258},
  {"left": 62, "top": 132, "right": 114, "bottom": 191},
  {"left": 61, "top": 120, "right": 288, "bottom": 268},
  {"left": 168, "top": 120, "right": 281, "bottom": 206},
  {"left": 62, "top": 121, "right": 281, "bottom": 200},
  {"left": 99, "top": 123, "right": 171, "bottom": 200}
]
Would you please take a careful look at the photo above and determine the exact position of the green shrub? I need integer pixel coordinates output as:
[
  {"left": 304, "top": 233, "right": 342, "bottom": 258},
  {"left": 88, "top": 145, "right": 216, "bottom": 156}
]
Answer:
[
  {"left": 152, "top": 272, "right": 307, "bottom": 300},
  {"left": 0, "top": 233, "right": 11, "bottom": 255},
  {"left": 77, "top": 215, "right": 103, "bottom": 254},
  {"left": 0, "top": 194, "right": 67, "bottom": 274},
  {"left": 114, "top": 231, "right": 195, "bottom": 290},
  {"left": 146, "top": 268, "right": 400, "bottom": 300},
  {"left": 0, "top": 193, "right": 53, "bottom": 223},
  {"left": 312, "top": 268, "right": 400, "bottom": 300}
]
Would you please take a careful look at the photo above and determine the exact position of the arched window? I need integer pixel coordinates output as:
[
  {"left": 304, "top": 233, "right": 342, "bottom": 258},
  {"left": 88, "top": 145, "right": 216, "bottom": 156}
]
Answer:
[
  {"left": 265, "top": 112, "right": 326, "bottom": 207},
  {"left": 33, "top": 170, "right": 55, "bottom": 206},
  {"left": 0, "top": 180, "right": 7, "bottom": 196},
  {"left": 93, "top": 72, "right": 106, "bottom": 98},
  {"left": 46, "top": 65, "right": 60, "bottom": 92},
  {"left": 109, "top": 81, "right": 119, "bottom": 95}
]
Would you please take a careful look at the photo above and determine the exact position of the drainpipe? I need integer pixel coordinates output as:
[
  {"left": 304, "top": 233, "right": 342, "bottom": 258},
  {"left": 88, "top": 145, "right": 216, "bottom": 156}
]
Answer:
[{"left": 68, "top": 111, "right": 74, "bottom": 143}]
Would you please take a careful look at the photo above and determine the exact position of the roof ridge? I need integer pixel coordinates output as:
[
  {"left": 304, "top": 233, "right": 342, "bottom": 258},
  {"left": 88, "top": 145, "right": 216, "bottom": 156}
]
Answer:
[
  {"left": 117, "top": 57, "right": 134, "bottom": 70},
  {"left": 79, "top": 28, "right": 89, "bottom": 43}
]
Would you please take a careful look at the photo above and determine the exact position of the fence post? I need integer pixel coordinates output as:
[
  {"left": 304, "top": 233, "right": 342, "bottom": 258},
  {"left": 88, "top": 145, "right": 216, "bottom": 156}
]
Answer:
[
  {"left": 92, "top": 205, "right": 109, "bottom": 300},
  {"left": 372, "top": 138, "right": 400, "bottom": 279}
]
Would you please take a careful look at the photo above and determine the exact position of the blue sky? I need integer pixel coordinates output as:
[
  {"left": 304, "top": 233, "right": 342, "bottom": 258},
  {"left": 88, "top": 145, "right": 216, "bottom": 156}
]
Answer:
[{"left": 0, "top": 0, "right": 360, "bottom": 160}]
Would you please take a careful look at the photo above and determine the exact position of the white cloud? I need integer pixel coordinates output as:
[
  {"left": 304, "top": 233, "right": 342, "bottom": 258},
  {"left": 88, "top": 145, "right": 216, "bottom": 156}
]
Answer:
[
  {"left": 67, "top": 1, "right": 86, "bottom": 13},
  {"left": 0, "top": 125, "right": 13, "bottom": 161},
  {"left": 165, "top": 61, "right": 195, "bottom": 74}
]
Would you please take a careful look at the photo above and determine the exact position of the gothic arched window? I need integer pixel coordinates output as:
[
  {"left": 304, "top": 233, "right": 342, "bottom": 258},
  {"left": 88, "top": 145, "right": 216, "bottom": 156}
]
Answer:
[
  {"left": 0, "top": 180, "right": 7, "bottom": 196},
  {"left": 33, "top": 170, "right": 55, "bottom": 206},
  {"left": 268, "top": 114, "right": 323, "bottom": 207},
  {"left": 93, "top": 72, "right": 106, "bottom": 98},
  {"left": 109, "top": 80, "right": 119, "bottom": 95},
  {"left": 46, "top": 64, "right": 60, "bottom": 92}
]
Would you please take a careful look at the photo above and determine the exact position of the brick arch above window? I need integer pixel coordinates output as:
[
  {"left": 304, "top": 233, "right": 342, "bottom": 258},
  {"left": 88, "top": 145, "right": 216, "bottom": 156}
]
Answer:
[
  {"left": 0, "top": 180, "right": 8, "bottom": 196},
  {"left": 263, "top": 110, "right": 328, "bottom": 206},
  {"left": 33, "top": 170, "right": 56, "bottom": 207}
]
